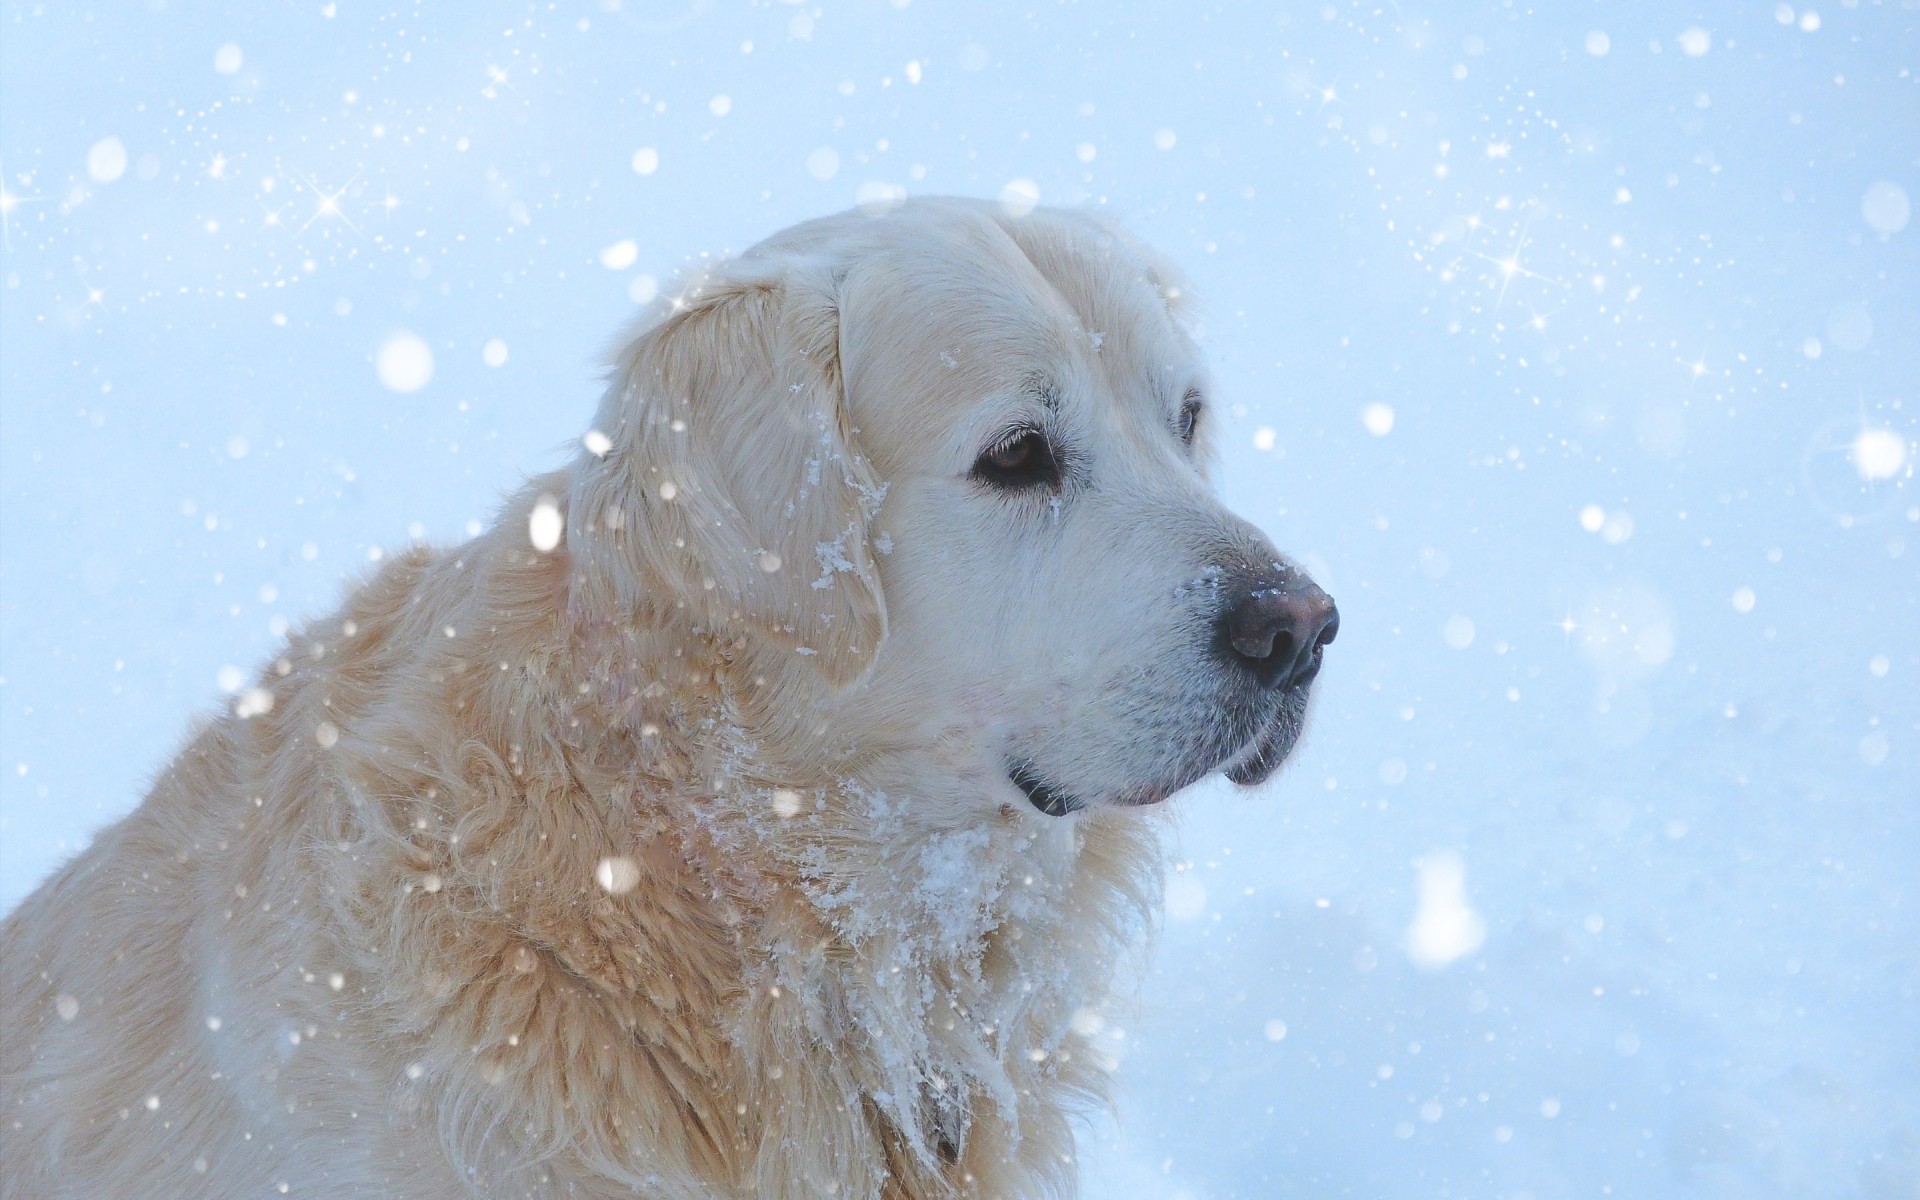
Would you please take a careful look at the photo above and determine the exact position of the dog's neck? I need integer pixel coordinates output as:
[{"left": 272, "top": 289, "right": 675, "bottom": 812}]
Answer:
[{"left": 550, "top": 531, "right": 1161, "bottom": 1187}]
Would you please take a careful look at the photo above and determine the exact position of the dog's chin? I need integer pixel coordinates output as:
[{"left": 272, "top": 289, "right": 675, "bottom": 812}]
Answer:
[
  {"left": 1010, "top": 693, "right": 1311, "bottom": 815},
  {"left": 1220, "top": 724, "right": 1295, "bottom": 786},
  {"left": 1220, "top": 696, "right": 1309, "bottom": 787}
]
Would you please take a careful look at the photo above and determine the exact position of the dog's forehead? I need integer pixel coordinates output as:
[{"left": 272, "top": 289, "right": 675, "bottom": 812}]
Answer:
[
  {"left": 836, "top": 204, "right": 1197, "bottom": 452},
  {"left": 992, "top": 212, "right": 1191, "bottom": 365},
  {"left": 894, "top": 210, "right": 1178, "bottom": 351}
]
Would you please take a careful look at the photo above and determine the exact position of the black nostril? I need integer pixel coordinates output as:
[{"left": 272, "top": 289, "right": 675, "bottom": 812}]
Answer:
[
  {"left": 1316, "top": 607, "right": 1340, "bottom": 649},
  {"left": 1220, "top": 582, "right": 1338, "bottom": 691}
]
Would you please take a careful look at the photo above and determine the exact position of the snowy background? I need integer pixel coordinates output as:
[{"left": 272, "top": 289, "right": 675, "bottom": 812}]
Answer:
[{"left": 3, "top": 2, "right": 1916, "bottom": 1196}]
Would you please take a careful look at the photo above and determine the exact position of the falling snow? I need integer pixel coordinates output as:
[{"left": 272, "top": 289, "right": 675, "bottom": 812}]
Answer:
[
  {"left": 1, "top": 3, "right": 1914, "bottom": 1198},
  {"left": 593, "top": 856, "right": 641, "bottom": 896},
  {"left": 527, "top": 494, "right": 563, "bottom": 552},
  {"left": 374, "top": 331, "right": 434, "bottom": 393}
]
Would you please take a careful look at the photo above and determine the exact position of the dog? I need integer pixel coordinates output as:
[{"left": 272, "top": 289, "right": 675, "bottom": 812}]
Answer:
[{"left": 0, "top": 196, "right": 1336, "bottom": 1198}]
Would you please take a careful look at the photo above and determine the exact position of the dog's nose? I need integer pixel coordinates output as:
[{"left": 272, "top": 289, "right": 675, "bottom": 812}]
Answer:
[{"left": 1221, "top": 580, "right": 1339, "bottom": 690}]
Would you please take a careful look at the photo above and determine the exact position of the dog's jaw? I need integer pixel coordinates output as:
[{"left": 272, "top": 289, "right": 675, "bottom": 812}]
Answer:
[
  {"left": 1221, "top": 688, "right": 1311, "bottom": 787},
  {"left": 1009, "top": 760, "right": 1079, "bottom": 815}
]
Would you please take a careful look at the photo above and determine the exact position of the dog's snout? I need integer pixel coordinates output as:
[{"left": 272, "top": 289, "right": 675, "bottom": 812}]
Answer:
[{"left": 1221, "top": 580, "right": 1339, "bottom": 690}]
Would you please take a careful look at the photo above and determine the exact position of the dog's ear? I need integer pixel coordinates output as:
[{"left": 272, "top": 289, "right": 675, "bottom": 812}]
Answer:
[{"left": 570, "top": 259, "right": 887, "bottom": 686}]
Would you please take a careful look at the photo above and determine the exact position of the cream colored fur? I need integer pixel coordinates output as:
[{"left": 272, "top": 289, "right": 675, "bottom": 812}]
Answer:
[{"left": 1, "top": 197, "right": 1315, "bottom": 1198}]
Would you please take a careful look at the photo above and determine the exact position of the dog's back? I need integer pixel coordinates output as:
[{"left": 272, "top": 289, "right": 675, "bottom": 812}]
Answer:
[
  {"left": 3, "top": 722, "right": 283, "bottom": 1197},
  {"left": 1, "top": 551, "right": 473, "bottom": 1198}
]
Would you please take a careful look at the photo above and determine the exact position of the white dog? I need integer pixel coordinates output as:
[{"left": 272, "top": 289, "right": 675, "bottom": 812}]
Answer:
[{"left": 1, "top": 197, "right": 1336, "bottom": 1198}]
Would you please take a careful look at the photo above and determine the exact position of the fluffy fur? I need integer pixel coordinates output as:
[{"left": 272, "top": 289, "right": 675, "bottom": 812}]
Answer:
[{"left": 1, "top": 197, "right": 1324, "bottom": 1198}]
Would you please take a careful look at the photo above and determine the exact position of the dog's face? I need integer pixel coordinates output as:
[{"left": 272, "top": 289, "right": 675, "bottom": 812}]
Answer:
[{"left": 574, "top": 198, "right": 1335, "bottom": 815}]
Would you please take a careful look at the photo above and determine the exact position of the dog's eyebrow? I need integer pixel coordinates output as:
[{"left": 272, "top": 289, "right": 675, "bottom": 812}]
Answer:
[{"left": 1021, "top": 375, "right": 1062, "bottom": 413}]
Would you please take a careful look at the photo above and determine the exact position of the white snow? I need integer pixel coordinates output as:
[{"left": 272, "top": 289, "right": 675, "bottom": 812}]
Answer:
[
  {"left": 805, "top": 147, "right": 840, "bottom": 180},
  {"left": 375, "top": 332, "right": 434, "bottom": 393},
  {"left": 1862, "top": 181, "right": 1910, "bottom": 236},
  {"left": 1405, "top": 852, "right": 1485, "bottom": 971},
  {"left": 594, "top": 856, "right": 641, "bottom": 895},
  {"left": 3, "top": 6, "right": 1914, "bottom": 1196},
  {"left": 85, "top": 137, "right": 127, "bottom": 183},
  {"left": 528, "top": 495, "right": 563, "bottom": 552},
  {"left": 854, "top": 181, "right": 906, "bottom": 214},
  {"left": 1853, "top": 428, "right": 1908, "bottom": 481},
  {"left": 999, "top": 178, "right": 1040, "bottom": 218}
]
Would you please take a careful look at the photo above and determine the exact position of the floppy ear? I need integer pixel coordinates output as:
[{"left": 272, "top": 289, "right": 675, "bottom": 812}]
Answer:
[{"left": 569, "top": 259, "right": 887, "bottom": 686}]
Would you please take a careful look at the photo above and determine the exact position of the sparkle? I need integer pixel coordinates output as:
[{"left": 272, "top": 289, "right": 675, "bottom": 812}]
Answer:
[
  {"left": 208, "top": 153, "right": 228, "bottom": 180},
  {"left": 0, "top": 169, "right": 44, "bottom": 249},
  {"left": 296, "top": 171, "right": 362, "bottom": 233},
  {"left": 1677, "top": 350, "right": 1718, "bottom": 381},
  {"left": 481, "top": 62, "right": 516, "bottom": 100},
  {"left": 1485, "top": 140, "right": 1512, "bottom": 159},
  {"left": 1468, "top": 210, "right": 1565, "bottom": 308},
  {"left": 65, "top": 255, "right": 113, "bottom": 316}
]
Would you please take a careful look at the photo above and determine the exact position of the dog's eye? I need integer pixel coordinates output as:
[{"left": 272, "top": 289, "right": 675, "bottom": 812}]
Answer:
[
  {"left": 972, "top": 428, "right": 1059, "bottom": 489},
  {"left": 1178, "top": 390, "right": 1203, "bottom": 445}
]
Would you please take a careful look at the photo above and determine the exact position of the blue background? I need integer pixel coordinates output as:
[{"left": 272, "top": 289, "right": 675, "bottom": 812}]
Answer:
[{"left": 3, "top": 2, "right": 1915, "bottom": 1196}]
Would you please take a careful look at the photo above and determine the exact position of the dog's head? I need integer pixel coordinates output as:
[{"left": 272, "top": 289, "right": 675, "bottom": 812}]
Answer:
[{"left": 572, "top": 197, "right": 1335, "bottom": 814}]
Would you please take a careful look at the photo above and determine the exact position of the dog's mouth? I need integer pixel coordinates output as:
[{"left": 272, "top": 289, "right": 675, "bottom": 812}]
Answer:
[
  {"left": 1009, "top": 761, "right": 1079, "bottom": 816},
  {"left": 1009, "top": 763, "right": 1177, "bottom": 816},
  {"left": 1009, "top": 692, "right": 1310, "bottom": 817}
]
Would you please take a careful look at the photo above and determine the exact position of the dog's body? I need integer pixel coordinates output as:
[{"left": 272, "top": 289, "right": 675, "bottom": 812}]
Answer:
[{"left": 1, "top": 198, "right": 1334, "bottom": 1198}]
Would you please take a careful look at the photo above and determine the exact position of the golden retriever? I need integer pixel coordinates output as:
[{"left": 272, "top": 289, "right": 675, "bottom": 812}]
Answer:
[{"left": 0, "top": 196, "right": 1336, "bottom": 1198}]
